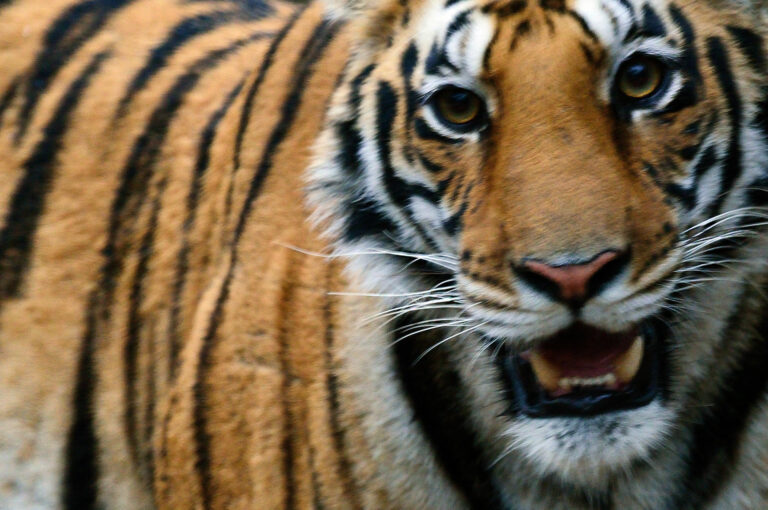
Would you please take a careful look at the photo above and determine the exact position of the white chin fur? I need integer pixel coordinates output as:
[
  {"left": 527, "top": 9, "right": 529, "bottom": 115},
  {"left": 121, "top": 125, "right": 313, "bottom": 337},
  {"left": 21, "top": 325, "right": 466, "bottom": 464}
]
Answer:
[{"left": 501, "top": 401, "right": 673, "bottom": 487}]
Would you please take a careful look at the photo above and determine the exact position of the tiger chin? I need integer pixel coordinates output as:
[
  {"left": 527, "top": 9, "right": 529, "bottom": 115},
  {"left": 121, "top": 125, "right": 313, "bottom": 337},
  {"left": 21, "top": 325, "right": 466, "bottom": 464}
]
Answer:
[{"left": 1, "top": 0, "right": 768, "bottom": 508}]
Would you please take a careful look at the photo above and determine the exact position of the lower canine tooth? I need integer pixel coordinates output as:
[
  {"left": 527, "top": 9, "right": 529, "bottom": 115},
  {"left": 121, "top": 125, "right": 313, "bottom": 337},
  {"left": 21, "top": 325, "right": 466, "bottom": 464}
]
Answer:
[
  {"left": 529, "top": 351, "right": 561, "bottom": 392},
  {"left": 614, "top": 336, "right": 644, "bottom": 383}
]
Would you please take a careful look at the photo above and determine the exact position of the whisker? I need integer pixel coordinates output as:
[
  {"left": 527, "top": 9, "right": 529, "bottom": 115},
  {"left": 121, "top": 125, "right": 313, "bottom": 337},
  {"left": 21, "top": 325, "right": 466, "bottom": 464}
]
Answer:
[
  {"left": 387, "top": 318, "right": 479, "bottom": 348},
  {"left": 412, "top": 321, "right": 490, "bottom": 365},
  {"left": 396, "top": 316, "right": 475, "bottom": 332},
  {"left": 276, "top": 242, "right": 460, "bottom": 270}
]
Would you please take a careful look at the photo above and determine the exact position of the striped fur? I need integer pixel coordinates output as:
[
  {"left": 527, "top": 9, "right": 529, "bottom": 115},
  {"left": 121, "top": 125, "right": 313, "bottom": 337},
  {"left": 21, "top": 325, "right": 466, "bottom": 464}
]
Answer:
[{"left": 0, "top": 0, "right": 767, "bottom": 508}]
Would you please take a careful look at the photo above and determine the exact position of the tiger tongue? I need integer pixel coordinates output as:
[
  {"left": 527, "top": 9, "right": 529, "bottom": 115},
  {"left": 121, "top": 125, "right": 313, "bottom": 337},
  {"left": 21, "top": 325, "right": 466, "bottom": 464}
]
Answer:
[{"left": 525, "top": 324, "right": 642, "bottom": 393}]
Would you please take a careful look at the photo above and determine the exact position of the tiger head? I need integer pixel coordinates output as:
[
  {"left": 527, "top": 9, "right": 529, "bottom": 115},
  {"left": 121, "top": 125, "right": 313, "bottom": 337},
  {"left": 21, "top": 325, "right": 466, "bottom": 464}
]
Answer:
[{"left": 309, "top": 0, "right": 768, "bottom": 491}]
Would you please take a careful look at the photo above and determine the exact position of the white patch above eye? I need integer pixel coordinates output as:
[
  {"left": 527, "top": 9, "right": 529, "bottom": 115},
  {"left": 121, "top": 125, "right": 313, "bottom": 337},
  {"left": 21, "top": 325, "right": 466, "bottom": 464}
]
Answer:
[
  {"left": 573, "top": 0, "right": 623, "bottom": 47},
  {"left": 462, "top": 10, "right": 494, "bottom": 77},
  {"left": 414, "top": 1, "right": 497, "bottom": 104}
]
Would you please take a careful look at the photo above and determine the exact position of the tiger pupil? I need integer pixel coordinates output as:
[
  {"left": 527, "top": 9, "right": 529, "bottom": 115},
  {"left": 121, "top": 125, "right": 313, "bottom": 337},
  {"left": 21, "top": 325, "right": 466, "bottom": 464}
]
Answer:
[
  {"left": 438, "top": 88, "right": 480, "bottom": 124},
  {"left": 625, "top": 64, "right": 652, "bottom": 89},
  {"left": 619, "top": 57, "right": 662, "bottom": 99}
]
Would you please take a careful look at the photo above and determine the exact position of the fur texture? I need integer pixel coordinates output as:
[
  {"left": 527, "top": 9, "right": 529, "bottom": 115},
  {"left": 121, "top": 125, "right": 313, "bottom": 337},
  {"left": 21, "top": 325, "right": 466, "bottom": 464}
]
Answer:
[{"left": 0, "top": 0, "right": 766, "bottom": 508}]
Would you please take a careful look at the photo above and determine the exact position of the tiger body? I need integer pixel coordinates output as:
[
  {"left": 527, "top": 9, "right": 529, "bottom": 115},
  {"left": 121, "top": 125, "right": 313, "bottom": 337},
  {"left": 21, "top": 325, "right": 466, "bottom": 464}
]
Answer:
[{"left": 0, "top": 0, "right": 767, "bottom": 509}]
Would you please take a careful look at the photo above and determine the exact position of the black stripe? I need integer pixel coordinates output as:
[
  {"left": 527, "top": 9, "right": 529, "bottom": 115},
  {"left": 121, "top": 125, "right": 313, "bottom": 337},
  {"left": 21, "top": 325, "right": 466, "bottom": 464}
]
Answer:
[
  {"left": 660, "top": 126, "right": 720, "bottom": 211},
  {"left": 754, "top": 89, "right": 768, "bottom": 152},
  {"left": 653, "top": 80, "right": 698, "bottom": 116},
  {"left": 495, "top": 0, "right": 527, "bottom": 18},
  {"left": 691, "top": 144, "right": 718, "bottom": 181},
  {"left": 114, "top": 5, "right": 270, "bottom": 120},
  {"left": 565, "top": 10, "right": 598, "bottom": 42},
  {"left": 376, "top": 82, "right": 441, "bottom": 252},
  {"left": 193, "top": 262, "right": 233, "bottom": 509},
  {"left": 115, "top": 11, "right": 236, "bottom": 119},
  {"left": 336, "top": 68, "right": 405, "bottom": 241},
  {"left": 231, "top": 18, "right": 341, "bottom": 242},
  {"left": 515, "top": 18, "right": 531, "bottom": 37},
  {"left": 376, "top": 85, "right": 441, "bottom": 209},
  {"left": 122, "top": 30, "right": 267, "bottom": 472},
  {"left": 401, "top": 43, "right": 418, "bottom": 83},
  {"left": 401, "top": 43, "right": 419, "bottom": 163},
  {"left": 445, "top": 9, "right": 472, "bottom": 39},
  {"left": 132, "top": 190, "right": 163, "bottom": 494},
  {"left": 641, "top": 4, "right": 666, "bottom": 38},
  {"left": 63, "top": 306, "right": 101, "bottom": 510},
  {"left": 425, "top": 41, "right": 459, "bottom": 75},
  {"left": 308, "top": 455, "right": 326, "bottom": 510},
  {"left": 168, "top": 77, "right": 246, "bottom": 377},
  {"left": 507, "top": 19, "right": 529, "bottom": 51},
  {"left": 676, "top": 285, "right": 768, "bottom": 507},
  {"left": 193, "top": 14, "right": 340, "bottom": 508},
  {"left": 726, "top": 25, "right": 766, "bottom": 74},
  {"left": 0, "top": 76, "right": 20, "bottom": 121},
  {"left": 124, "top": 187, "right": 165, "bottom": 485},
  {"left": 677, "top": 144, "right": 698, "bottom": 160},
  {"left": 615, "top": 0, "right": 634, "bottom": 16},
  {"left": 143, "top": 287, "right": 157, "bottom": 483},
  {"left": 226, "top": 7, "right": 305, "bottom": 218},
  {"left": 706, "top": 37, "right": 743, "bottom": 216},
  {"left": 580, "top": 42, "right": 596, "bottom": 66},
  {"left": 540, "top": 0, "right": 564, "bottom": 12},
  {"left": 417, "top": 151, "right": 444, "bottom": 173},
  {"left": 668, "top": 4, "right": 701, "bottom": 85},
  {"left": 323, "top": 288, "right": 364, "bottom": 510},
  {"left": 191, "top": 14, "right": 313, "bottom": 503},
  {"left": 746, "top": 176, "right": 768, "bottom": 207},
  {"left": 0, "top": 51, "right": 110, "bottom": 303},
  {"left": 16, "top": 0, "right": 131, "bottom": 140},
  {"left": 415, "top": 117, "right": 463, "bottom": 145},
  {"left": 683, "top": 118, "right": 701, "bottom": 135},
  {"left": 664, "top": 182, "right": 695, "bottom": 210},
  {"left": 334, "top": 64, "right": 375, "bottom": 179},
  {"left": 443, "top": 196, "right": 469, "bottom": 236},
  {"left": 392, "top": 314, "right": 507, "bottom": 510},
  {"left": 342, "top": 195, "right": 399, "bottom": 242},
  {"left": 60, "top": 55, "right": 114, "bottom": 510},
  {"left": 278, "top": 259, "right": 297, "bottom": 509}
]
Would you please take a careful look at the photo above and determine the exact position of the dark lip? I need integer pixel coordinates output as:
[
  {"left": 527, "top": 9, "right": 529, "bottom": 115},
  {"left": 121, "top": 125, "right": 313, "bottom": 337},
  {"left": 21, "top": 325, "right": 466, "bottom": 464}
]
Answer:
[{"left": 498, "top": 322, "right": 663, "bottom": 418}]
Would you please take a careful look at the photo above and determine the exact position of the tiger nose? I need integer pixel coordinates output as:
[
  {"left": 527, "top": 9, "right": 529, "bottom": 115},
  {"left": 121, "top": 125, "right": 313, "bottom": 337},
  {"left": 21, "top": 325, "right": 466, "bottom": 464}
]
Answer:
[{"left": 516, "top": 250, "right": 625, "bottom": 306}]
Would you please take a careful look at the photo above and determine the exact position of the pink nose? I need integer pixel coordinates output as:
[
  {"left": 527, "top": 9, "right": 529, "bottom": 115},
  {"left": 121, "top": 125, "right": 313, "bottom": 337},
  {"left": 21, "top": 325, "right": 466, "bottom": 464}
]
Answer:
[{"left": 521, "top": 251, "right": 621, "bottom": 303}]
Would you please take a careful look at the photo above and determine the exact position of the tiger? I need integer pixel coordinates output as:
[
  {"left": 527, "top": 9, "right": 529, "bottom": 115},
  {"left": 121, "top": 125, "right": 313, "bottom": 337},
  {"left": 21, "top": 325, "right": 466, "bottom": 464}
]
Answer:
[{"left": 1, "top": 0, "right": 767, "bottom": 507}]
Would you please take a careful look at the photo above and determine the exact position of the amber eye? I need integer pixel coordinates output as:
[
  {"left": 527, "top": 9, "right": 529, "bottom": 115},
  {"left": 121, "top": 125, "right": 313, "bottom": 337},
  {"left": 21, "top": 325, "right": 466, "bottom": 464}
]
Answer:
[
  {"left": 617, "top": 56, "right": 665, "bottom": 100},
  {"left": 433, "top": 87, "right": 483, "bottom": 126}
]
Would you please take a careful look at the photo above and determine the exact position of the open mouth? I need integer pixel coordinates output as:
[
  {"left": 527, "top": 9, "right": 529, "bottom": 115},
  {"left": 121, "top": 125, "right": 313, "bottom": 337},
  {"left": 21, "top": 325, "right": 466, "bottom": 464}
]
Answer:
[{"left": 502, "top": 322, "right": 661, "bottom": 417}]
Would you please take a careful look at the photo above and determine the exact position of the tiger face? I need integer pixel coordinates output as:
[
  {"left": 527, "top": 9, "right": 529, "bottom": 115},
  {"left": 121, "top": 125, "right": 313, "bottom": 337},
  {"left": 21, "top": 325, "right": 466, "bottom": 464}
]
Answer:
[{"left": 310, "top": 0, "right": 767, "bottom": 490}]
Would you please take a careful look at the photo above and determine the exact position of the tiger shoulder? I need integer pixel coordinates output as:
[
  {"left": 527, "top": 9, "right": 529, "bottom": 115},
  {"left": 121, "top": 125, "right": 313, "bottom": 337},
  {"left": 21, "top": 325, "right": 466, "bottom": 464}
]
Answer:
[{"left": 0, "top": 0, "right": 767, "bottom": 508}]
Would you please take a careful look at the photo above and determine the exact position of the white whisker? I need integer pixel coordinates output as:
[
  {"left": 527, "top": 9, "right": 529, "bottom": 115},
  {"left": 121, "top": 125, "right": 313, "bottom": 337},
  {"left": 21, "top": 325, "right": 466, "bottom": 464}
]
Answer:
[{"left": 412, "top": 321, "right": 490, "bottom": 365}]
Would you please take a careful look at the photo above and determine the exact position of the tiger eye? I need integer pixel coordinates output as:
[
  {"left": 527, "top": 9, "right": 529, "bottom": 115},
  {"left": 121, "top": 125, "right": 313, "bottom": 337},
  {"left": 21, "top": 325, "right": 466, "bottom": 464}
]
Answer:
[
  {"left": 434, "top": 87, "right": 482, "bottom": 125},
  {"left": 617, "top": 56, "right": 665, "bottom": 100}
]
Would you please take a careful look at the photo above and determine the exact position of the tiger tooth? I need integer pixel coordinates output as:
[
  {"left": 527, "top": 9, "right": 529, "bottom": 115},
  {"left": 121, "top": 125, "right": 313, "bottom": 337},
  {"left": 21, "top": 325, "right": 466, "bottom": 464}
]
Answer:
[
  {"left": 529, "top": 351, "right": 561, "bottom": 392},
  {"left": 614, "top": 336, "right": 644, "bottom": 383},
  {"left": 558, "top": 373, "right": 617, "bottom": 389}
]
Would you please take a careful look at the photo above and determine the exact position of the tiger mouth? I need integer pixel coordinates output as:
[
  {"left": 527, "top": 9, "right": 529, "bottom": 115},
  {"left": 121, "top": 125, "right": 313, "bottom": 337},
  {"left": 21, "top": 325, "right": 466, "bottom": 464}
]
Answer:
[{"left": 502, "top": 322, "right": 661, "bottom": 417}]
